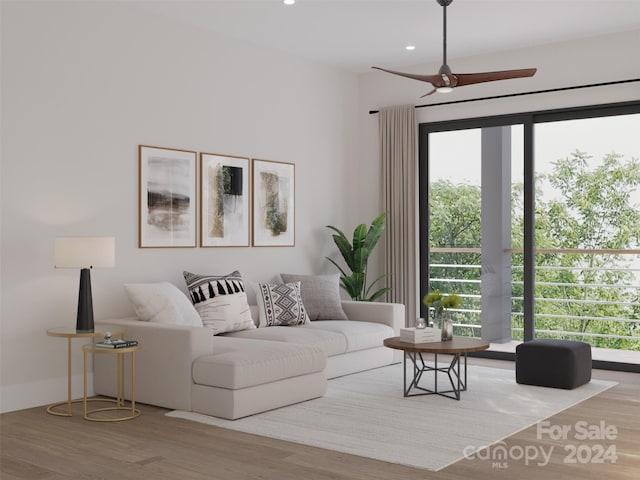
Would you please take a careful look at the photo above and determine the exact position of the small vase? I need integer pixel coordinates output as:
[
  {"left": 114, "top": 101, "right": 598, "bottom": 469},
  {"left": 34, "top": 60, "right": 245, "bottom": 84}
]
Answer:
[
  {"left": 433, "top": 311, "right": 444, "bottom": 330},
  {"left": 441, "top": 314, "right": 453, "bottom": 341}
]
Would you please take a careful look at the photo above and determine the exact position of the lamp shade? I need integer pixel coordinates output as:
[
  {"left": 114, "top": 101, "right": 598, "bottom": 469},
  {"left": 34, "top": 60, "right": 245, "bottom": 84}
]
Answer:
[{"left": 54, "top": 236, "right": 115, "bottom": 269}]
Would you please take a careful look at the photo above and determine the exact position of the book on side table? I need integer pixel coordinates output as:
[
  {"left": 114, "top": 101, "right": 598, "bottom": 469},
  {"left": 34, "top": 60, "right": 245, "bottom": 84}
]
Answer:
[
  {"left": 94, "top": 339, "right": 139, "bottom": 349},
  {"left": 400, "top": 327, "right": 439, "bottom": 344}
]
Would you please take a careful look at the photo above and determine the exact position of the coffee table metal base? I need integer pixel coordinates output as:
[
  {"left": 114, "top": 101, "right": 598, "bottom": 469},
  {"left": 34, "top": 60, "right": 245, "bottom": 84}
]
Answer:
[{"left": 403, "top": 351, "right": 468, "bottom": 400}]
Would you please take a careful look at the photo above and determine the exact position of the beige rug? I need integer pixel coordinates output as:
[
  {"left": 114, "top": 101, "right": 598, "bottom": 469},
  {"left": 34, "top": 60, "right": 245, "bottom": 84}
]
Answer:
[{"left": 167, "top": 364, "right": 615, "bottom": 471}]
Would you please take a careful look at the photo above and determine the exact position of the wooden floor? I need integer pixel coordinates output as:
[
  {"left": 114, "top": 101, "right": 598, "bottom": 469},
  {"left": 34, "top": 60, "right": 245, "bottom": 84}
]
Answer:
[{"left": 2, "top": 359, "right": 639, "bottom": 480}]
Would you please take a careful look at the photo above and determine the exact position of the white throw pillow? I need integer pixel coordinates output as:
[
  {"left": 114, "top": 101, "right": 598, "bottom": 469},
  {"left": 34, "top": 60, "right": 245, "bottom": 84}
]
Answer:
[
  {"left": 183, "top": 270, "right": 255, "bottom": 335},
  {"left": 254, "top": 281, "right": 310, "bottom": 327},
  {"left": 124, "top": 282, "right": 203, "bottom": 326}
]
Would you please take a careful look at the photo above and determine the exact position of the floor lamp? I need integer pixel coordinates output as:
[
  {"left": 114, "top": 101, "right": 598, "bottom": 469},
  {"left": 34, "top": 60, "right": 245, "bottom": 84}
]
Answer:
[{"left": 55, "top": 236, "right": 115, "bottom": 332}]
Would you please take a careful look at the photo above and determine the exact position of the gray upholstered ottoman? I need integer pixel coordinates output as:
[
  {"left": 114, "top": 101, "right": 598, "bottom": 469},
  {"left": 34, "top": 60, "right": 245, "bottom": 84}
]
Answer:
[{"left": 516, "top": 339, "right": 592, "bottom": 389}]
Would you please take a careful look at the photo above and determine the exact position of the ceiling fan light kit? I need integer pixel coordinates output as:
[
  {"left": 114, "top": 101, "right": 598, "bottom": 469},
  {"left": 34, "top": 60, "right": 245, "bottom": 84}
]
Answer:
[{"left": 373, "top": 0, "right": 537, "bottom": 97}]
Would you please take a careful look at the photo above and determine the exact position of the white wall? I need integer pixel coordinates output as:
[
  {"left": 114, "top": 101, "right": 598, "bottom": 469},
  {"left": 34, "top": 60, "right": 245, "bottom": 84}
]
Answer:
[{"left": 0, "top": 1, "right": 361, "bottom": 412}]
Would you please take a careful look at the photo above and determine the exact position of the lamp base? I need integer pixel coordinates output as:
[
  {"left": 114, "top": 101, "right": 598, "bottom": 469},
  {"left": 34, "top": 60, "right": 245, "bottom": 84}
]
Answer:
[{"left": 76, "top": 268, "right": 95, "bottom": 332}]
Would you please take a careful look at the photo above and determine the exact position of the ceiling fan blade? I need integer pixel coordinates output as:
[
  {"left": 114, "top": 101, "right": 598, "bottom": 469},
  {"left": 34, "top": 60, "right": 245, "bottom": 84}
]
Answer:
[
  {"left": 454, "top": 68, "right": 537, "bottom": 87},
  {"left": 371, "top": 67, "right": 442, "bottom": 86},
  {"left": 420, "top": 88, "right": 437, "bottom": 98}
]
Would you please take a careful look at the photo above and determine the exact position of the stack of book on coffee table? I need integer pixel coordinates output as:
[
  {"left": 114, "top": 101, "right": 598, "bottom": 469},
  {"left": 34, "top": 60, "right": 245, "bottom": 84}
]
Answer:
[{"left": 400, "top": 327, "right": 440, "bottom": 344}]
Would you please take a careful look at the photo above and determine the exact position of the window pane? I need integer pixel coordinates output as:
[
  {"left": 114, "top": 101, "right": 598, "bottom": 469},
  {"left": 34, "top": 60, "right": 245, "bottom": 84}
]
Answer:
[
  {"left": 534, "top": 114, "right": 640, "bottom": 361},
  {"left": 428, "top": 129, "right": 481, "bottom": 336}
]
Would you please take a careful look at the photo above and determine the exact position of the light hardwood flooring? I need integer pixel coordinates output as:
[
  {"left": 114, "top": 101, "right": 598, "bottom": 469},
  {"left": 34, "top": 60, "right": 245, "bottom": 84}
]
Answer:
[{"left": 1, "top": 359, "right": 639, "bottom": 480}]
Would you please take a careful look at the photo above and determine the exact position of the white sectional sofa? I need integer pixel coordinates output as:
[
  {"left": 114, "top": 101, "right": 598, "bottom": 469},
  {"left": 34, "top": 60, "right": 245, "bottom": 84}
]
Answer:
[{"left": 94, "top": 300, "right": 404, "bottom": 419}]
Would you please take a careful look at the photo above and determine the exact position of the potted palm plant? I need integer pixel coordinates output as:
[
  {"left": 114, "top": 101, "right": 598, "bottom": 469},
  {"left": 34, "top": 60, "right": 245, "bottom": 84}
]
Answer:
[{"left": 326, "top": 212, "right": 390, "bottom": 301}]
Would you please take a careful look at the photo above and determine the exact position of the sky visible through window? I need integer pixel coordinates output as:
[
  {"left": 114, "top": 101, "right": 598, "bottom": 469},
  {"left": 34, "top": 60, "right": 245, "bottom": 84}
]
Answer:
[{"left": 429, "top": 114, "right": 640, "bottom": 191}]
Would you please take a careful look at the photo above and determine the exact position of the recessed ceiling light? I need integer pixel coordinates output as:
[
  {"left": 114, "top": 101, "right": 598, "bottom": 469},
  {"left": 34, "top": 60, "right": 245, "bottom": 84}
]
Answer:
[
  {"left": 284, "top": 0, "right": 295, "bottom": 5},
  {"left": 405, "top": 45, "right": 416, "bottom": 51}
]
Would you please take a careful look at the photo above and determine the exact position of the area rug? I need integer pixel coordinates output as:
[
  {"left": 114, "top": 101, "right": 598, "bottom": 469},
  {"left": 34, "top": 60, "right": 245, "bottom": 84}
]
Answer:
[{"left": 167, "top": 364, "right": 615, "bottom": 471}]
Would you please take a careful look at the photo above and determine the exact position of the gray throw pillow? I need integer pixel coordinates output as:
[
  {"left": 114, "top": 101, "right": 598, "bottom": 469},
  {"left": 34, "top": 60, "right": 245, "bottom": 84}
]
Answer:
[{"left": 280, "top": 273, "right": 348, "bottom": 320}]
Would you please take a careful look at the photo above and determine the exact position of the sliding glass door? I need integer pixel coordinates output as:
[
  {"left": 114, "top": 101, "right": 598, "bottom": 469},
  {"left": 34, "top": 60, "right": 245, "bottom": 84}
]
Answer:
[
  {"left": 419, "top": 102, "right": 640, "bottom": 367},
  {"left": 532, "top": 113, "right": 640, "bottom": 362},
  {"left": 423, "top": 122, "right": 524, "bottom": 343}
]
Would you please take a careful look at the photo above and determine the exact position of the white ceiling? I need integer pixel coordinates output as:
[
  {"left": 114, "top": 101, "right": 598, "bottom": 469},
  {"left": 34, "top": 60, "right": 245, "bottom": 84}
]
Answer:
[{"left": 135, "top": 0, "right": 640, "bottom": 73}]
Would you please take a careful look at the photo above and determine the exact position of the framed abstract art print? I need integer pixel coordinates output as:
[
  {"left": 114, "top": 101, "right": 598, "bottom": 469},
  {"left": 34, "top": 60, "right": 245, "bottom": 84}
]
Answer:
[
  {"left": 200, "top": 152, "right": 250, "bottom": 247},
  {"left": 139, "top": 145, "right": 197, "bottom": 248},
  {"left": 252, "top": 159, "right": 295, "bottom": 247}
]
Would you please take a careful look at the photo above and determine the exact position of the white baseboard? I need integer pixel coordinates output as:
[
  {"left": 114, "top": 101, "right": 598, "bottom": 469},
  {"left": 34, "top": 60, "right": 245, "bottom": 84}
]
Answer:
[{"left": 1, "top": 372, "right": 95, "bottom": 414}]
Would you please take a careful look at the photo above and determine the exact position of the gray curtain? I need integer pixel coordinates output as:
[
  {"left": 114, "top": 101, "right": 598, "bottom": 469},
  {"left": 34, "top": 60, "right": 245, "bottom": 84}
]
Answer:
[{"left": 379, "top": 104, "right": 417, "bottom": 327}]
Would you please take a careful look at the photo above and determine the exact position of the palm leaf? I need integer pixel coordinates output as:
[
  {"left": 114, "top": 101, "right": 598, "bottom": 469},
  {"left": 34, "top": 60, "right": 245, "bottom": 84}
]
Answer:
[
  {"left": 331, "top": 234, "right": 356, "bottom": 271},
  {"left": 326, "top": 257, "right": 348, "bottom": 277},
  {"left": 341, "top": 275, "right": 364, "bottom": 300},
  {"left": 365, "top": 287, "right": 391, "bottom": 302},
  {"left": 352, "top": 224, "right": 368, "bottom": 249},
  {"left": 364, "top": 274, "right": 388, "bottom": 296},
  {"left": 351, "top": 247, "right": 369, "bottom": 274},
  {"left": 363, "top": 222, "right": 385, "bottom": 252},
  {"left": 325, "top": 224, "right": 348, "bottom": 239},
  {"left": 371, "top": 211, "right": 387, "bottom": 226}
]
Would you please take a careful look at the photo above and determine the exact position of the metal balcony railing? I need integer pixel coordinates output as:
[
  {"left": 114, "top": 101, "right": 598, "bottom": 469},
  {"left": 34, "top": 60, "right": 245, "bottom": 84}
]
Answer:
[{"left": 427, "top": 249, "right": 640, "bottom": 352}]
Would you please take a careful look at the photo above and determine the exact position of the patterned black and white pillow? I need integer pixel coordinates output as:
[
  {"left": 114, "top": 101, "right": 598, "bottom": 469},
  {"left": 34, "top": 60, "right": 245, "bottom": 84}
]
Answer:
[
  {"left": 254, "top": 282, "right": 310, "bottom": 327},
  {"left": 183, "top": 270, "right": 255, "bottom": 335}
]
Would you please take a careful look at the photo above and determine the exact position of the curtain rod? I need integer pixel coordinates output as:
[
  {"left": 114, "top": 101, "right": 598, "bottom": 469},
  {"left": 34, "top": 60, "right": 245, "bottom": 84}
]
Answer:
[{"left": 368, "top": 78, "right": 640, "bottom": 115}]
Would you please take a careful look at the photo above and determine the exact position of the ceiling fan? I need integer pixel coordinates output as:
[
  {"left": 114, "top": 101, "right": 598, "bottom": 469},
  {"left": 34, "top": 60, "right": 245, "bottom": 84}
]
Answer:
[{"left": 372, "top": 0, "right": 537, "bottom": 97}]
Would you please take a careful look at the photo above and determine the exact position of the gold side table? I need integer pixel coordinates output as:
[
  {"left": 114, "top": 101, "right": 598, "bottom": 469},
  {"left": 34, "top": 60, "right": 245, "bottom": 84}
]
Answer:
[
  {"left": 82, "top": 344, "right": 142, "bottom": 422},
  {"left": 46, "top": 326, "right": 123, "bottom": 417}
]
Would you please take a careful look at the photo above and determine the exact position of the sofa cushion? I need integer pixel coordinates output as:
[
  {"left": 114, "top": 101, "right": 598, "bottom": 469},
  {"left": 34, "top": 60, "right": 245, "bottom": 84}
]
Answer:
[
  {"left": 194, "top": 337, "right": 326, "bottom": 389},
  {"left": 224, "top": 325, "right": 347, "bottom": 357},
  {"left": 302, "top": 321, "right": 394, "bottom": 353},
  {"left": 280, "top": 273, "right": 348, "bottom": 321},
  {"left": 124, "top": 282, "right": 203, "bottom": 326},
  {"left": 183, "top": 270, "right": 255, "bottom": 335},
  {"left": 254, "top": 282, "right": 310, "bottom": 327}
]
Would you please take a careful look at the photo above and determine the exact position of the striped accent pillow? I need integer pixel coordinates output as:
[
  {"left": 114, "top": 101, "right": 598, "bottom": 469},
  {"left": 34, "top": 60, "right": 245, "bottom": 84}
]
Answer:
[{"left": 183, "top": 270, "right": 255, "bottom": 335}]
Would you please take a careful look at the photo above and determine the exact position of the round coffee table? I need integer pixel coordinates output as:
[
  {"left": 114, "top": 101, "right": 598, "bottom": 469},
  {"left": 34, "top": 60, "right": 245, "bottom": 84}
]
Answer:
[{"left": 383, "top": 336, "right": 490, "bottom": 400}]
